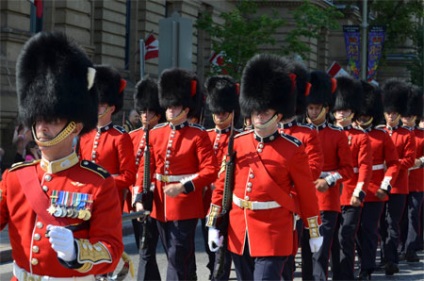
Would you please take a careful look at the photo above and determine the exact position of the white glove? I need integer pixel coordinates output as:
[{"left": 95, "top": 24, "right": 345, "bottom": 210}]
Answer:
[
  {"left": 309, "top": 236, "right": 323, "bottom": 253},
  {"left": 47, "top": 225, "right": 76, "bottom": 262},
  {"left": 208, "top": 227, "right": 223, "bottom": 252}
]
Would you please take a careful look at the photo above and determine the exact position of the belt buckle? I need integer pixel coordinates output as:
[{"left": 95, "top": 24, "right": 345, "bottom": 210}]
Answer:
[
  {"left": 162, "top": 175, "right": 169, "bottom": 183},
  {"left": 24, "top": 273, "right": 41, "bottom": 281},
  {"left": 240, "top": 200, "right": 252, "bottom": 210}
]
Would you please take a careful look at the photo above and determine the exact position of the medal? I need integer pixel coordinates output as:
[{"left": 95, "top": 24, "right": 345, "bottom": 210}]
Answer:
[
  {"left": 48, "top": 190, "right": 59, "bottom": 215},
  {"left": 83, "top": 194, "right": 93, "bottom": 221}
]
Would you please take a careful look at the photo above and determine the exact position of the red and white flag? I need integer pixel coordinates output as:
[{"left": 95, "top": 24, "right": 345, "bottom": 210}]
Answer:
[
  {"left": 28, "top": 0, "right": 43, "bottom": 18},
  {"left": 209, "top": 51, "right": 225, "bottom": 66},
  {"left": 327, "top": 61, "right": 350, "bottom": 78},
  {"left": 144, "top": 34, "right": 159, "bottom": 60}
]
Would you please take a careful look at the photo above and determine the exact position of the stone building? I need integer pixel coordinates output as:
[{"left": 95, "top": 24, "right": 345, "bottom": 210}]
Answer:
[{"left": 0, "top": 0, "right": 417, "bottom": 167}]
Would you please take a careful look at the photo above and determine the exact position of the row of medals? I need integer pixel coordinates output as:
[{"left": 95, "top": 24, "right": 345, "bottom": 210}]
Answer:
[{"left": 47, "top": 205, "right": 92, "bottom": 221}]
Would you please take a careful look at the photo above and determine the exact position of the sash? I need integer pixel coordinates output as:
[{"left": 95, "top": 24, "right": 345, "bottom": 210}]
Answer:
[
  {"left": 16, "top": 166, "right": 69, "bottom": 226},
  {"left": 248, "top": 137, "right": 298, "bottom": 214}
]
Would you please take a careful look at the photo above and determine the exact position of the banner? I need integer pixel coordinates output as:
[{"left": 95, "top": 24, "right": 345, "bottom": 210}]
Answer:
[
  {"left": 343, "top": 25, "right": 361, "bottom": 79},
  {"left": 367, "top": 26, "right": 386, "bottom": 81},
  {"left": 327, "top": 61, "right": 350, "bottom": 78}
]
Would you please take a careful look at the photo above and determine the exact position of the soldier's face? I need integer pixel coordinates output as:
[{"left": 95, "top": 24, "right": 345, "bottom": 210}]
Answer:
[
  {"left": 34, "top": 119, "right": 67, "bottom": 143},
  {"left": 306, "top": 104, "right": 324, "bottom": 119},
  {"left": 166, "top": 105, "right": 188, "bottom": 123},
  {"left": 140, "top": 110, "right": 157, "bottom": 126},
  {"left": 401, "top": 116, "right": 416, "bottom": 127},
  {"left": 384, "top": 112, "right": 400, "bottom": 127}
]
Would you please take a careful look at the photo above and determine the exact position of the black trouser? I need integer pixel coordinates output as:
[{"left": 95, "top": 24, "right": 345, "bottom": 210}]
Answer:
[
  {"left": 404, "top": 192, "right": 424, "bottom": 254},
  {"left": 380, "top": 194, "right": 406, "bottom": 264},
  {"left": 231, "top": 239, "right": 287, "bottom": 281},
  {"left": 137, "top": 216, "right": 161, "bottom": 281},
  {"left": 302, "top": 211, "right": 339, "bottom": 281},
  {"left": 356, "top": 201, "right": 384, "bottom": 274},
  {"left": 282, "top": 219, "right": 303, "bottom": 281},
  {"left": 157, "top": 218, "right": 198, "bottom": 281}
]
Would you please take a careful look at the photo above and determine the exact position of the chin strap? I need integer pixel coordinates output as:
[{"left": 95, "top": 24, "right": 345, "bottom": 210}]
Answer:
[
  {"left": 213, "top": 112, "right": 232, "bottom": 127},
  {"left": 255, "top": 114, "right": 278, "bottom": 130},
  {"left": 358, "top": 117, "right": 374, "bottom": 128},
  {"left": 98, "top": 106, "right": 111, "bottom": 119},
  {"left": 33, "top": 121, "right": 76, "bottom": 147},
  {"left": 306, "top": 107, "right": 327, "bottom": 125},
  {"left": 167, "top": 108, "right": 187, "bottom": 124}
]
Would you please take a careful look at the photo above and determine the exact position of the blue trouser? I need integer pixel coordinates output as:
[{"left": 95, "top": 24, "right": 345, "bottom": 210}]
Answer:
[
  {"left": 405, "top": 192, "right": 424, "bottom": 253},
  {"left": 356, "top": 201, "right": 385, "bottom": 273},
  {"left": 157, "top": 218, "right": 198, "bottom": 281},
  {"left": 137, "top": 216, "right": 161, "bottom": 281}
]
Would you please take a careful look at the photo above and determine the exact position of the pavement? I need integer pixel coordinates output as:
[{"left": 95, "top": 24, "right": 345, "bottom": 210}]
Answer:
[{"left": 1, "top": 221, "right": 423, "bottom": 280}]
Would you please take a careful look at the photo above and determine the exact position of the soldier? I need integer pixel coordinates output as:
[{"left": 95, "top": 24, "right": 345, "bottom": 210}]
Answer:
[
  {"left": 355, "top": 81, "right": 400, "bottom": 280},
  {"left": 130, "top": 77, "right": 163, "bottom": 280},
  {"left": 279, "top": 61, "right": 323, "bottom": 281},
  {"left": 330, "top": 76, "right": 372, "bottom": 280},
  {"left": 0, "top": 31, "right": 123, "bottom": 280},
  {"left": 134, "top": 68, "right": 218, "bottom": 280},
  {"left": 78, "top": 65, "right": 136, "bottom": 211},
  {"left": 206, "top": 54, "right": 323, "bottom": 281},
  {"left": 301, "top": 71, "right": 354, "bottom": 281},
  {"left": 400, "top": 84, "right": 424, "bottom": 262},
  {"left": 379, "top": 78, "right": 416, "bottom": 275},
  {"left": 204, "top": 75, "right": 241, "bottom": 280}
]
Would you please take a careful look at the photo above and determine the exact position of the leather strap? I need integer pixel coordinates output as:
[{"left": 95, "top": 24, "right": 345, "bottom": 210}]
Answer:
[{"left": 16, "top": 166, "right": 69, "bottom": 226}]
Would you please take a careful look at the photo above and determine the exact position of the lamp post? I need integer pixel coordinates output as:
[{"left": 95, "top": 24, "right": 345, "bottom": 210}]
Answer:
[{"left": 360, "top": 0, "right": 368, "bottom": 80}]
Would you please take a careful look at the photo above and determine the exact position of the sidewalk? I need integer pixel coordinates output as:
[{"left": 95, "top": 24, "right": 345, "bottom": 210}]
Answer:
[{"left": 0, "top": 226, "right": 11, "bottom": 264}]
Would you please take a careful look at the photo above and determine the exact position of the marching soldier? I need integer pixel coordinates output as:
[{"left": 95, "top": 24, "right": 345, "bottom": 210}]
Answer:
[
  {"left": 134, "top": 68, "right": 219, "bottom": 280},
  {"left": 330, "top": 76, "right": 372, "bottom": 280},
  {"left": 207, "top": 54, "right": 323, "bottom": 281},
  {"left": 400, "top": 84, "right": 424, "bottom": 262},
  {"left": 355, "top": 81, "right": 400, "bottom": 280},
  {"left": 279, "top": 61, "right": 323, "bottom": 281},
  {"left": 204, "top": 75, "right": 241, "bottom": 280},
  {"left": 301, "top": 71, "right": 354, "bottom": 281},
  {"left": 379, "top": 78, "right": 416, "bottom": 275},
  {"left": 78, "top": 65, "right": 136, "bottom": 211},
  {"left": 130, "top": 77, "right": 163, "bottom": 280},
  {"left": 0, "top": 31, "right": 123, "bottom": 280}
]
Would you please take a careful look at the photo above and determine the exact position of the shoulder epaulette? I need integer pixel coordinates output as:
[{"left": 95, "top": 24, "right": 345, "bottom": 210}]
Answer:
[
  {"left": 280, "top": 133, "right": 302, "bottom": 147},
  {"left": 328, "top": 124, "right": 343, "bottom": 131},
  {"left": 80, "top": 160, "right": 111, "bottom": 179},
  {"left": 207, "top": 128, "right": 214, "bottom": 132},
  {"left": 189, "top": 123, "right": 205, "bottom": 131},
  {"left": 374, "top": 127, "right": 387, "bottom": 133},
  {"left": 129, "top": 127, "right": 144, "bottom": 135},
  {"left": 9, "top": 160, "right": 40, "bottom": 171},
  {"left": 401, "top": 126, "right": 413, "bottom": 131},
  {"left": 151, "top": 122, "right": 168, "bottom": 131},
  {"left": 375, "top": 124, "right": 386, "bottom": 129},
  {"left": 112, "top": 125, "right": 127, "bottom": 134},
  {"left": 297, "top": 123, "right": 315, "bottom": 130},
  {"left": 234, "top": 130, "right": 252, "bottom": 138},
  {"left": 351, "top": 127, "right": 365, "bottom": 133}
]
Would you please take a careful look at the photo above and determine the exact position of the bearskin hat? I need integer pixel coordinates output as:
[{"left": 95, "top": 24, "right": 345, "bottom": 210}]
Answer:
[
  {"left": 381, "top": 78, "right": 409, "bottom": 115},
  {"left": 205, "top": 75, "right": 240, "bottom": 122},
  {"left": 134, "top": 77, "right": 162, "bottom": 113},
  {"left": 16, "top": 31, "right": 98, "bottom": 135},
  {"left": 158, "top": 68, "right": 203, "bottom": 119},
  {"left": 357, "top": 81, "right": 384, "bottom": 127},
  {"left": 94, "top": 65, "right": 125, "bottom": 114},
  {"left": 240, "top": 54, "right": 296, "bottom": 118},
  {"left": 405, "top": 84, "right": 423, "bottom": 118},
  {"left": 292, "top": 61, "right": 310, "bottom": 115},
  {"left": 307, "top": 70, "right": 335, "bottom": 107},
  {"left": 332, "top": 76, "right": 363, "bottom": 114}
]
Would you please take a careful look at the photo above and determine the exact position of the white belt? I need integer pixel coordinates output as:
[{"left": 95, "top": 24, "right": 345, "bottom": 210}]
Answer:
[
  {"left": 13, "top": 262, "right": 95, "bottom": 281},
  {"left": 353, "top": 164, "right": 385, "bottom": 174},
  {"left": 154, "top": 173, "right": 197, "bottom": 183},
  {"left": 233, "top": 194, "right": 281, "bottom": 210}
]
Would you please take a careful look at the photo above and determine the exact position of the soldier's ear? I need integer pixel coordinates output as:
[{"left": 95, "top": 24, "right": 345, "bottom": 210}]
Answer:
[
  {"left": 74, "top": 122, "right": 84, "bottom": 135},
  {"left": 276, "top": 113, "right": 283, "bottom": 122}
]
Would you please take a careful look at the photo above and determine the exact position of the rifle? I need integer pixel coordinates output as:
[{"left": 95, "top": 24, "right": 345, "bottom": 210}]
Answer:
[
  {"left": 213, "top": 112, "right": 236, "bottom": 279},
  {"left": 140, "top": 122, "right": 153, "bottom": 249}
]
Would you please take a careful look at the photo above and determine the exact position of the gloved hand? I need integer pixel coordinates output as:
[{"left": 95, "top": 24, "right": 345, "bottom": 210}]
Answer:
[
  {"left": 208, "top": 227, "right": 223, "bottom": 252},
  {"left": 309, "top": 236, "right": 323, "bottom": 253},
  {"left": 47, "top": 225, "right": 76, "bottom": 261}
]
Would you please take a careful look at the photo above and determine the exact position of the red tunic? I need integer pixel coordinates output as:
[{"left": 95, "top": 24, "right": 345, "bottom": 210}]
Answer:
[
  {"left": 380, "top": 125, "right": 416, "bottom": 194},
  {"left": 135, "top": 122, "right": 218, "bottom": 222},
  {"left": 363, "top": 127, "right": 400, "bottom": 202},
  {"left": 279, "top": 121, "right": 323, "bottom": 180},
  {"left": 211, "top": 130, "right": 321, "bottom": 257},
  {"left": 339, "top": 125, "right": 373, "bottom": 206},
  {"left": 314, "top": 122, "right": 354, "bottom": 212},
  {"left": 409, "top": 127, "right": 424, "bottom": 193},
  {"left": 78, "top": 123, "right": 136, "bottom": 209},
  {"left": 0, "top": 155, "right": 123, "bottom": 277}
]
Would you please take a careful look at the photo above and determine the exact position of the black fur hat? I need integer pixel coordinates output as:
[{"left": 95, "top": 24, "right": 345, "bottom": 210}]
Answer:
[
  {"left": 134, "top": 77, "right": 162, "bottom": 114},
  {"left": 205, "top": 75, "right": 240, "bottom": 122},
  {"left": 307, "top": 70, "right": 335, "bottom": 107},
  {"left": 292, "top": 61, "right": 310, "bottom": 115},
  {"left": 240, "top": 54, "right": 296, "bottom": 118},
  {"left": 16, "top": 31, "right": 98, "bottom": 135},
  {"left": 405, "top": 84, "right": 423, "bottom": 117},
  {"left": 381, "top": 78, "right": 408, "bottom": 115},
  {"left": 158, "top": 68, "right": 203, "bottom": 119},
  {"left": 94, "top": 65, "right": 125, "bottom": 114},
  {"left": 332, "top": 76, "right": 363, "bottom": 114},
  {"left": 357, "top": 81, "right": 384, "bottom": 127}
]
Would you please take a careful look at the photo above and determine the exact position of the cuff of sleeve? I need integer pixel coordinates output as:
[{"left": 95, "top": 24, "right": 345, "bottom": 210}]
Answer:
[
  {"left": 182, "top": 181, "right": 195, "bottom": 194},
  {"left": 353, "top": 183, "right": 366, "bottom": 201},
  {"left": 419, "top": 156, "right": 424, "bottom": 167},
  {"left": 324, "top": 172, "right": 342, "bottom": 187},
  {"left": 380, "top": 176, "right": 392, "bottom": 193},
  {"left": 205, "top": 204, "right": 222, "bottom": 228},
  {"left": 306, "top": 216, "right": 321, "bottom": 239},
  {"left": 133, "top": 193, "right": 143, "bottom": 206},
  {"left": 58, "top": 242, "right": 83, "bottom": 269}
]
